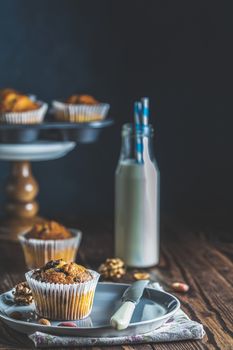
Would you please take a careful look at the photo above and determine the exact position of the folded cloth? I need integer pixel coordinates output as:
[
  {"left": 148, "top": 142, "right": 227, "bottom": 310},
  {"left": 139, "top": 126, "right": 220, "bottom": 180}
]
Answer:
[{"left": 29, "top": 283, "right": 205, "bottom": 348}]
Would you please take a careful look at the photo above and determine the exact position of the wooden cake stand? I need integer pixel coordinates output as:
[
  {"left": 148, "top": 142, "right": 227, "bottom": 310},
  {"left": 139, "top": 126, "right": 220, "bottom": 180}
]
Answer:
[
  {"left": 0, "top": 118, "right": 113, "bottom": 242},
  {"left": 0, "top": 141, "right": 76, "bottom": 241}
]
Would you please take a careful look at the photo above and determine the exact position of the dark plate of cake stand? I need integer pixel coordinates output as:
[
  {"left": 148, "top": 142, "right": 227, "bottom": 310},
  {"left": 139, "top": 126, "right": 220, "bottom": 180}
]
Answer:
[
  {"left": 0, "top": 118, "right": 113, "bottom": 242},
  {"left": 0, "top": 118, "right": 113, "bottom": 144}
]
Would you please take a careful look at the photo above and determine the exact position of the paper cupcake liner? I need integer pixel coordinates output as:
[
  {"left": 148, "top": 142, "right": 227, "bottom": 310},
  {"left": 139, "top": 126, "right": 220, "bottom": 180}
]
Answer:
[
  {"left": 25, "top": 270, "right": 100, "bottom": 320},
  {"left": 0, "top": 102, "right": 48, "bottom": 124},
  {"left": 52, "top": 100, "right": 110, "bottom": 123},
  {"left": 19, "top": 229, "right": 82, "bottom": 269}
]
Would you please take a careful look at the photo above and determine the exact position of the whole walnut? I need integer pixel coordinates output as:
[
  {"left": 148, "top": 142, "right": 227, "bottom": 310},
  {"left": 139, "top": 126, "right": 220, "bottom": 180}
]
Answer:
[
  {"left": 98, "top": 258, "right": 126, "bottom": 280},
  {"left": 13, "top": 282, "right": 33, "bottom": 305}
]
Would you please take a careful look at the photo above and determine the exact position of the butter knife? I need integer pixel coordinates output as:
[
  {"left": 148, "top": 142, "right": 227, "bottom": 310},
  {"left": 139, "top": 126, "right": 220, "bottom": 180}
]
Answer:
[{"left": 110, "top": 280, "right": 149, "bottom": 330}]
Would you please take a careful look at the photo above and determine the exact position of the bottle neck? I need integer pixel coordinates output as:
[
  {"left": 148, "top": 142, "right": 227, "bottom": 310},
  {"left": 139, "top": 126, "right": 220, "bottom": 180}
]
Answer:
[{"left": 119, "top": 123, "right": 155, "bottom": 163}]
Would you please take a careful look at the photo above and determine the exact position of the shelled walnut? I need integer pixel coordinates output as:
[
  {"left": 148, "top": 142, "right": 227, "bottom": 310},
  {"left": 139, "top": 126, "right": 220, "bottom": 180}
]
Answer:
[
  {"left": 98, "top": 258, "right": 126, "bottom": 280},
  {"left": 13, "top": 281, "right": 33, "bottom": 305}
]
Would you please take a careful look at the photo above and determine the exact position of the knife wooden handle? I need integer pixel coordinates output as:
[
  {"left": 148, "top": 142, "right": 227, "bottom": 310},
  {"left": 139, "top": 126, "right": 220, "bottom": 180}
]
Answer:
[{"left": 110, "top": 301, "right": 135, "bottom": 330}]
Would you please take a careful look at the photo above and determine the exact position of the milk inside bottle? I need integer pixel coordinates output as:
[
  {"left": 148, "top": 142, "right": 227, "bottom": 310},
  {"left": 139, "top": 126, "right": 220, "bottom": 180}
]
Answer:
[{"left": 115, "top": 121, "right": 160, "bottom": 267}]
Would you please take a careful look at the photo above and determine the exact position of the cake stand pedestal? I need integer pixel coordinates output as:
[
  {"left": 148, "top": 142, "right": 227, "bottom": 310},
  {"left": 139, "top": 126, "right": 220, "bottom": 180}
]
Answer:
[{"left": 0, "top": 141, "right": 75, "bottom": 241}]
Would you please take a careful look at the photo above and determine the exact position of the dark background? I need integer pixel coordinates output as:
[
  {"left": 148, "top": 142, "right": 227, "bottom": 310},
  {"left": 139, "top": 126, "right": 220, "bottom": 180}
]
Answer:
[{"left": 0, "top": 0, "right": 232, "bottom": 227}]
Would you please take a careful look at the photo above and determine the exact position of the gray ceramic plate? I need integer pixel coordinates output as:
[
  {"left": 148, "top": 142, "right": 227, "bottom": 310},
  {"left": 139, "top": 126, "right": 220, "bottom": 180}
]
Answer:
[{"left": 0, "top": 282, "right": 180, "bottom": 337}]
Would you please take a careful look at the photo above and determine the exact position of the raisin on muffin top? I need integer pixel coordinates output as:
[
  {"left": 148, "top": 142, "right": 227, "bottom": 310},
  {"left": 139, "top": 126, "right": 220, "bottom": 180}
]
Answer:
[
  {"left": 25, "top": 221, "right": 72, "bottom": 240},
  {"left": 32, "top": 259, "right": 92, "bottom": 284}
]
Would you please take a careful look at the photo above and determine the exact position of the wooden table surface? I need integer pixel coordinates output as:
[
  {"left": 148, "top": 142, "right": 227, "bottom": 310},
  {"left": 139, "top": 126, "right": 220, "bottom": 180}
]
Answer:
[{"left": 0, "top": 217, "right": 232, "bottom": 349}]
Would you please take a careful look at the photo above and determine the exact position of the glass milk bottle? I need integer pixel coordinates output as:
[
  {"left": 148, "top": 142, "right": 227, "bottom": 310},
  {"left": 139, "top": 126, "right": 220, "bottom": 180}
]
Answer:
[{"left": 115, "top": 123, "right": 160, "bottom": 267}]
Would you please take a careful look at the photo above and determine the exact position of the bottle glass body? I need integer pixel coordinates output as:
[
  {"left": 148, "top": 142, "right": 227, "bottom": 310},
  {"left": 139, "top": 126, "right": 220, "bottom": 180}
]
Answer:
[{"left": 114, "top": 123, "right": 160, "bottom": 267}]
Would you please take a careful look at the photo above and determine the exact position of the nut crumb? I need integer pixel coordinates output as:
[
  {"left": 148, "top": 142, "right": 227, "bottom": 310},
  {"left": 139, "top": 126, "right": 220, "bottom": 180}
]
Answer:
[
  {"left": 133, "top": 272, "right": 150, "bottom": 280},
  {"left": 38, "top": 318, "right": 51, "bottom": 326}
]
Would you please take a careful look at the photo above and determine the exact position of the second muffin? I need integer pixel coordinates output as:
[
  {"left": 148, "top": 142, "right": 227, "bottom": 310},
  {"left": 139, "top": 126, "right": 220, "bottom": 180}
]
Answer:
[
  {"left": 52, "top": 94, "right": 110, "bottom": 123},
  {"left": 19, "top": 221, "right": 82, "bottom": 269}
]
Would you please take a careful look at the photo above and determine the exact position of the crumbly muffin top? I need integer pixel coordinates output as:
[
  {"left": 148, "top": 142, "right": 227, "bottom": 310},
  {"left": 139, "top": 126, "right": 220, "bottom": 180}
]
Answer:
[
  {"left": 0, "top": 88, "right": 39, "bottom": 113},
  {"left": 25, "top": 221, "right": 72, "bottom": 240},
  {"left": 32, "top": 259, "right": 92, "bottom": 284},
  {"left": 65, "top": 94, "right": 99, "bottom": 105}
]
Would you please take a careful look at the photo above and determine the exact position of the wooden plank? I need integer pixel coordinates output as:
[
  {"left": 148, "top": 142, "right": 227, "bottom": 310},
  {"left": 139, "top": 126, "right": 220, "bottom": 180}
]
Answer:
[
  {"left": 152, "top": 341, "right": 207, "bottom": 349},
  {"left": 161, "top": 228, "right": 233, "bottom": 350},
  {"left": 214, "top": 242, "right": 233, "bottom": 264},
  {"left": 203, "top": 243, "right": 233, "bottom": 287}
]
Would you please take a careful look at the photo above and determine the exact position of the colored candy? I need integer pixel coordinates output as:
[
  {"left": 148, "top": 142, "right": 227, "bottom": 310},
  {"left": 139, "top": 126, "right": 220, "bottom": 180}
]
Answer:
[{"left": 58, "top": 322, "right": 77, "bottom": 327}]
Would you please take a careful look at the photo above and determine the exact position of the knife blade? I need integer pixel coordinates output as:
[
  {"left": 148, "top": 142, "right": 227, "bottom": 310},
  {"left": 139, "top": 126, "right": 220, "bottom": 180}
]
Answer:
[{"left": 110, "top": 280, "right": 149, "bottom": 330}]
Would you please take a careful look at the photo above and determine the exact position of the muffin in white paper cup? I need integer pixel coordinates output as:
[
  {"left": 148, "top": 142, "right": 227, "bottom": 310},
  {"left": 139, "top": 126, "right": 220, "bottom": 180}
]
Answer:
[
  {"left": 25, "top": 267, "right": 99, "bottom": 320},
  {"left": 52, "top": 100, "right": 110, "bottom": 123},
  {"left": 0, "top": 101, "right": 48, "bottom": 124},
  {"left": 19, "top": 228, "right": 82, "bottom": 269}
]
